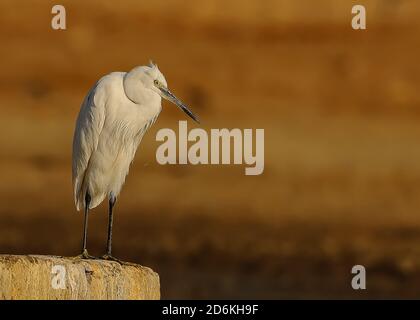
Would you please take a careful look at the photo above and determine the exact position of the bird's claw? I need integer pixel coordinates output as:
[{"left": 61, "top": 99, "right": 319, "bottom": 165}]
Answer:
[
  {"left": 74, "top": 249, "right": 98, "bottom": 260},
  {"left": 101, "top": 254, "right": 123, "bottom": 264}
]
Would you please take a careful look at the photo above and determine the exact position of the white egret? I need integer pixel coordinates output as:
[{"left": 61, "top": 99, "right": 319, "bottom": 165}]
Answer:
[{"left": 72, "top": 61, "right": 199, "bottom": 261}]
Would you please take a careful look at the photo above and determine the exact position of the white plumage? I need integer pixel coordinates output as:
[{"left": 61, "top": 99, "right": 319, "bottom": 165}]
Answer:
[
  {"left": 71, "top": 62, "right": 198, "bottom": 260},
  {"left": 72, "top": 71, "right": 161, "bottom": 210}
]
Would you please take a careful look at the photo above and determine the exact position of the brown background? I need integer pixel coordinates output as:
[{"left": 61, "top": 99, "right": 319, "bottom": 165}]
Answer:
[{"left": 1, "top": 0, "right": 420, "bottom": 298}]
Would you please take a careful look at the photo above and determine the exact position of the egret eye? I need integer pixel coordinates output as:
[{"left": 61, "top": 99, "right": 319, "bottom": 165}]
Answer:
[{"left": 154, "top": 80, "right": 159, "bottom": 86}]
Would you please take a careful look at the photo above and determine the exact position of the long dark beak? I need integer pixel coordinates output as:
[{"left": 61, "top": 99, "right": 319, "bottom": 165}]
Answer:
[{"left": 159, "top": 86, "right": 200, "bottom": 123}]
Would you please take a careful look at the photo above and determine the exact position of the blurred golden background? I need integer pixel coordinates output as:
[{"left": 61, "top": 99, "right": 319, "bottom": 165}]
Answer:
[{"left": 1, "top": 0, "right": 420, "bottom": 298}]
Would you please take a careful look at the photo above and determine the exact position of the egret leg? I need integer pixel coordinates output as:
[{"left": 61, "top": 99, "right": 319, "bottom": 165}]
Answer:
[
  {"left": 101, "top": 195, "right": 123, "bottom": 264},
  {"left": 106, "top": 195, "right": 116, "bottom": 256},
  {"left": 78, "top": 193, "right": 96, "bottom": 259}
]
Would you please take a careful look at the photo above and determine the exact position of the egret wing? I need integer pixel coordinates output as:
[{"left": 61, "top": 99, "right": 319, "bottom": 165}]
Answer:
[{"left": 72, "top": 83, "right": 106, "bottom": 211}]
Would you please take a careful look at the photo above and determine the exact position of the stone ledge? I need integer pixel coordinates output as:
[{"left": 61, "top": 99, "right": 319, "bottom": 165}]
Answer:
[{"left": 0, "top": 254, "right": 160, "bottom": 300}]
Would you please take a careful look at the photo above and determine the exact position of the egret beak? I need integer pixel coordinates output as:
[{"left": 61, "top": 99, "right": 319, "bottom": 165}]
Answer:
[{"left": 159, "top": 86, "right": 200, "bottom": 123}]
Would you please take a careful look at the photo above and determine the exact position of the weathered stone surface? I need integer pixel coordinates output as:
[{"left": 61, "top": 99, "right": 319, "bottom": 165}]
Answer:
[{"left": 0, "top": 254, "right": 160, "bottom": 300}]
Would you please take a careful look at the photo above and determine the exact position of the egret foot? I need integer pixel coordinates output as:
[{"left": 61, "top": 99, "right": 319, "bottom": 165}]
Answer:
[
  {"left": 74, "top": 249, "right": 97, "bottom": 260},
  {"left": 101, "top": 254, "right": 123, "bottom": 264}
]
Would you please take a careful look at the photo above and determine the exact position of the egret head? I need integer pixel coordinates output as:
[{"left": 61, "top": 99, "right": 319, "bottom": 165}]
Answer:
[{"left": 124, "top": 62, "right": 199, "bottom": 123}]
